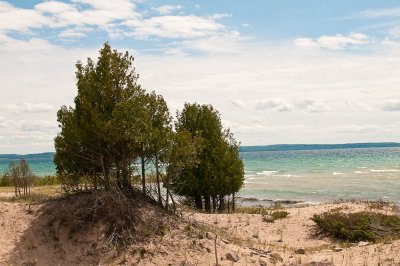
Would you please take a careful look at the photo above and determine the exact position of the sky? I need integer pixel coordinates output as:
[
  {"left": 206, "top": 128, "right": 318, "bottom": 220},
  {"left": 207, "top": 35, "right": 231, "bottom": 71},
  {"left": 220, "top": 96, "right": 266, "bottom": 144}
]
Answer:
[{"left": 1, "top": 0, "right": 400, "bottom": 154}]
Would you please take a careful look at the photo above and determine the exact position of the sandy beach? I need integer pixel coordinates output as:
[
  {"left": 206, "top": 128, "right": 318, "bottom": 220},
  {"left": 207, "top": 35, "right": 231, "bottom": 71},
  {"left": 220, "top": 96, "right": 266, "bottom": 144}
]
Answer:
[{"left": 1, "top": 194, "right": 399, "bottom": 265}]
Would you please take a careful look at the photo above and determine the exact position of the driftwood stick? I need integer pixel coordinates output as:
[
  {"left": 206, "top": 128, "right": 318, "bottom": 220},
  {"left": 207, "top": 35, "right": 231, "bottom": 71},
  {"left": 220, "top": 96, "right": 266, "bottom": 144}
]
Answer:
[{"left": 214, "top": 234, "right": 218, "bottom": 266}]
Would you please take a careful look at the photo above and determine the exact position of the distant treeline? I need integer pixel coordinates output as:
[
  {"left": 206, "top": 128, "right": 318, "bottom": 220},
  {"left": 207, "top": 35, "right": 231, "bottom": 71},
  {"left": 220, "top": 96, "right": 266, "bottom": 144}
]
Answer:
[
  {"left": 0, "top": 152, "right": 55, "bottom": 160},
  {"left": 2, "top": 142, "right": 400, "bottom": 159},
  {"left": 239, "top": 142, "right": 400, "bottom": 152}
]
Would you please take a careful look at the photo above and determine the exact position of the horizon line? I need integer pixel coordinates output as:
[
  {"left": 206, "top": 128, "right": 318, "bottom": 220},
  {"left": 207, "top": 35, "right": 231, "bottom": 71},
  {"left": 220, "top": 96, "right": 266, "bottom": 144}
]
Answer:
[{"left": 1, "top": 142, "right": 400, "bottom": 156}]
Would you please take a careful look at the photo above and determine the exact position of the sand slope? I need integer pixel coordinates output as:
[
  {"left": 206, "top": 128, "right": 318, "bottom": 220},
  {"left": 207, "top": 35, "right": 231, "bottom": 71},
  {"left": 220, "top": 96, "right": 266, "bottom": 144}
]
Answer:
[{"left": 1, "top": 199, "right": 400, "bottom": 265}]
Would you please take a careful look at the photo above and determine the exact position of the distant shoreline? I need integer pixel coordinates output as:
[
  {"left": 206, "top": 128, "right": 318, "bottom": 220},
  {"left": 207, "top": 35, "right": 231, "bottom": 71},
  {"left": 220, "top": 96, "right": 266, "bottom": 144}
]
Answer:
[
  {"left": 1, "top": 142, "right": 400, "bottom": 157},
  {"left": 239, "top": 142, "right": 400, "bottom": 152}
]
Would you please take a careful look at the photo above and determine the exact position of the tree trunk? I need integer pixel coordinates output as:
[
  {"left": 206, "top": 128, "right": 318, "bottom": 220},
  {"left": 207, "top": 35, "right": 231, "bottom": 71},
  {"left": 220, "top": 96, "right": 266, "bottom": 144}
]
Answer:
[
  {"left": 227, "top": 195, "right": 230, "bottom": 213},
  {"left": 155, "top": 153, "right": 162, "bottom": 204},
  {"left": 165, "top": 186, "right": 169, "bottom": 210},
  {"left": 218, "top": 195, "right": 225, "bottom": 212},
  {"left": 121, "top": 156, "right": 130, "bottom": 190},
  {"left": 100, "top": 153, "right": 109, "bottom": 191},
  {"left": 205, "top": 195, "right": 211, "bottom": 212},
  {"left": 116, "top": 162, "right": 122, "bottom": 189},
  {"left": 14, "top": 176, "right": 17, "bottom": 197},
  {"left": 165, "top": 171, "right": 170, "bottom": 211},
  {"left": 232, "top": 193, "right": 235, "bottom": 212},
  {"left": 141, "top": 144, "right": 146, "bottom": 193},
  {"left": 212, "top": 196, "right": 217, "bottom": 213},
  {"left": 167, "top": 188, "right": 176, "bottom": 212},
  {"left": 194, "top": 194, "right": 202, "bottom": 209},
  {"left": 92, "top": 154, "right": 97, "bottom": 190}
]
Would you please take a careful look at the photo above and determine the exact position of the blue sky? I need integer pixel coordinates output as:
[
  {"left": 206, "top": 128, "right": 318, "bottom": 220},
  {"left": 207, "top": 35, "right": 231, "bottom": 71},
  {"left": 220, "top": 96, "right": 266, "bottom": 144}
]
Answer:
[
  {"left": 5, "top": 1, "right": 400, "bottom": 46},
  {"left": 1, "top": 0, "right": 400, "bottom": 153}
]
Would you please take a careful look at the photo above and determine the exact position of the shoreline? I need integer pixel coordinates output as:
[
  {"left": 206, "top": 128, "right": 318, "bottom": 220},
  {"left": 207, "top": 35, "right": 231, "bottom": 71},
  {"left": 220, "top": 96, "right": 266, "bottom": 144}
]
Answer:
[{"left": 236, "top": 195, "right": 400, "bottom": 208}]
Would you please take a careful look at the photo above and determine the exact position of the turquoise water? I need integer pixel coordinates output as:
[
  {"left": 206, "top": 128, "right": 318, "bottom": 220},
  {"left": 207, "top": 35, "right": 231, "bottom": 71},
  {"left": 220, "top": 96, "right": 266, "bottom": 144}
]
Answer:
[
  {"left": 0, "top": 153, "right": 56, "bottom": 177},
  {"left": 239, "top": 147, "right": 400, "bottom": 204},
  {"left": 1, "top": 145, "right": 400, "bottom": 204}
]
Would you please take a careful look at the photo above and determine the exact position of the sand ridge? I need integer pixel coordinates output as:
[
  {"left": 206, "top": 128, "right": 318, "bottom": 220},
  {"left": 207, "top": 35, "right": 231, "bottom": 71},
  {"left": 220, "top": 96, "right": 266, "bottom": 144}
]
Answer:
[{"left": 1, "top": 199, "right": 400, "bottom": 265}]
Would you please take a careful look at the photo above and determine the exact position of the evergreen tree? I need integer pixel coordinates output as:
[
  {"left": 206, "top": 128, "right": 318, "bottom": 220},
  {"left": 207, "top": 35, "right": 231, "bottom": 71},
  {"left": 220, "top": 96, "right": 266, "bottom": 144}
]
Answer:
[
  {"left": 172, "top": 103, "right": 244, "bottom": 212},
  {"left": 55, "top": 43, "right": 143, "bottom": 191}
]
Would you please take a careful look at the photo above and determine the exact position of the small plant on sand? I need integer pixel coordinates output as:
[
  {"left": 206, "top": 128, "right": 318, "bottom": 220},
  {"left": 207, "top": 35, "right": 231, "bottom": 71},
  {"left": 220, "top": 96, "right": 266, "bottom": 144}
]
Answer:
[
  {"left": 368, "top": 200, "right": 389, "bottom": 210},
  {"left": 262, "top": 210, "right": 289, "bottom": 223},
  {"left": 252, "top": 230, "right": 259, "bottom": 239},
  {"left": 311, "top": 211, "right": 400, "bottom": 242},
  {"left": 236, "top": 206, "right": 269, "bottom": 215}
]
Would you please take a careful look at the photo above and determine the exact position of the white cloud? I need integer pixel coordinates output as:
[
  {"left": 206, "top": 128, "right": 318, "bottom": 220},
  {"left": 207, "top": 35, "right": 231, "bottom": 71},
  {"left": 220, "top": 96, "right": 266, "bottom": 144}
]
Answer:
[
  {"left": 382, "top": 100, "right": 400, "bottom": 111},
  {"left": 35, "top": 1, "right": 75, "bottom": 14},
  {"left": 0, "top": 115, "right": 58, "bottom": 153},
  {"left": 253, "top": 99, "right": 327, "bottom": 113},
  {"left": 134, "top": 38, "right": 400, "bottom": 145},
  {"left": 295, "top": 100, "right": 327, "bottom": 113},
  {"left": 58, "top": 26, "right": 92, "bottom": 38},
  {"left": 294, "top": 38, "right": 320, "bottom": 49},
  {"left": 2, "top": 6, "right": 400, "bottom": 152},
  {"left": 18, "top": 120, "right": 57, "bottom": 132},
  {"left": 295, "top": 33, "right": 370, "bottom": 50},
  {"left": 389, "top": 26, "right": 400, "bottom": 36},
  {"left": 0, "top": 103, "right": 54, "bottom": 114},
  {"left": 124, "top": 15, "right": 226, "bottom": 39},
  {"left": 211, "top": 13, "right": 231, "bottom": 20},
  {"left": 255, "top": 99, "right": 294, "bottom": 112},
  {"left": 0, "top": 3, "right": 50, "bottom": 33},
  {"left": 230, "top": 99, "right": 246, "bottom": 108},
  {"left": 359, "top": 7, "right": 400, "bottom": 18},
  {"left": 71, "top": 0, "right": 137, "bottom": 19},
  {"left": 0, "top": 0, "right": 140, "bottom": 35},
  {"left": 180, "top": 32, "right": 242, "bottom": 54},
  {"left": 0, "top": 1, "right": 234, "bottom": 44},
  {"left": 153, "top": 5, "right": 182, "bottom": 15}
]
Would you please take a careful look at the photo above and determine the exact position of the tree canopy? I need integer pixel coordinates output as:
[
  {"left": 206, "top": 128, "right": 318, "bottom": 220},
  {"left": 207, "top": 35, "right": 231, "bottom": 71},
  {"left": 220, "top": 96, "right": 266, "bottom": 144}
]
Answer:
[
  {"left": 171, "top": 103, "right": 244, "bottom": 212},
  {"left": 54, "top": 43, "right": 243, "bottom": 212}
]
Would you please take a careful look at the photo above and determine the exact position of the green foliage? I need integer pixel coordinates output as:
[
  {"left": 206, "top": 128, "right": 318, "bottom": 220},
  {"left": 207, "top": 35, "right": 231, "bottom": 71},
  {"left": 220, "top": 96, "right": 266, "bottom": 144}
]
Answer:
[
  {"left": 311, "top": 211, "right": 400, "bottom": 242},
  {"left": 262, "top": 210, "right": 289, "bottom": 223},
  {"left": 1, "top": 173, "right": 60, "bottom": 187},
  {"left": 55, "top": 43, "right": 146, "bottom": 190},
  {"left": 236, "top": 206, "right": 270, "bottom": 216},
  {"left": 34, "top": 175, "right": 60, "bottom": 186},
  {"left": 7, "top": 159, "right": 34, "bottom": 196},
  {"left": 171, "top": 103, "right": 244, "bottom": 211},
  {"left": 54, "top": 43, "right": 174, "bottom": 193},
  {"left": 0, "top": 172, "right": 12, "bottom": 186},
  {"left": 54, "top": 43, "right": 243, "bottom": 214}
]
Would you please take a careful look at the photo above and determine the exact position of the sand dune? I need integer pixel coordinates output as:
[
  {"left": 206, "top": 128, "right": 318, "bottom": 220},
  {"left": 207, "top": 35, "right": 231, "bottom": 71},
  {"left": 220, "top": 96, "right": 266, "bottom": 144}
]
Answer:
[{"left": 0, "top": 196, "right": 399, "bottom": 265}]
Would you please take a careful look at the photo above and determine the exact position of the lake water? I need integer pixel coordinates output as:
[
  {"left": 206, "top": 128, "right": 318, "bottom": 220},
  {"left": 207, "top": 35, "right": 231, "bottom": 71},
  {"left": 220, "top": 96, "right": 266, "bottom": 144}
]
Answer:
[
  {"left": 1, "top": 145, "right": 400, "bottom": 204},
  {"left": 239, "top": 146, "right": 400, "bottom": 204}
]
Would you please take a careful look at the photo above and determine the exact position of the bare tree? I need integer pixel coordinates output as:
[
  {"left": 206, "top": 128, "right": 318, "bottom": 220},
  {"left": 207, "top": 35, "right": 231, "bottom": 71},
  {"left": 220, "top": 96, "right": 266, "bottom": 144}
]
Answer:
[{"left": 8, "top": 159, "right": 33, "bottom": 197}]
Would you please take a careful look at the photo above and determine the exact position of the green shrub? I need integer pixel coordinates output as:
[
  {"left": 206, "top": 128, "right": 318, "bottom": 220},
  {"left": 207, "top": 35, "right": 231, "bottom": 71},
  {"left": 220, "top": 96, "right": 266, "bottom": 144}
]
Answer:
[
  {"left": 262, "top": 210, "right": 289, "bottom": 223},
  {"left": 237, "top": 206, "right": 269, "bottom": 216},
  {"left": 270, "top": 210, "right": 289, "bottom": 220},
  {"left": 34, "top": 175, "right": 60, "bottom": 186},
  {"left": 311, "top": 211, "right": 400, "bottom": 242},
  {"left": 0, "top": 172, "right": 12, "bottom": 186}
]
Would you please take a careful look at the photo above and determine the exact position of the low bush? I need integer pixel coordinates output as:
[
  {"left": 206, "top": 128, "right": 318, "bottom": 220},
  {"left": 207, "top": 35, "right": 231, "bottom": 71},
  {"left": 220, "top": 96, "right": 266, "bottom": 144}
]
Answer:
[
  {"left": 262, "top": 210, "right": 289, "bottom": 223},
  {"left": 237, "top": 206, "right": 269, "bottom": 216},
  {"left": 34, "top": 175, "right": 60, "bottom": 186},
  {"left": 311, "top": 211, "right": 400, "bottom": 242},
  {"left": 0, "top": 173, "right": 12, "bottom": 186}
]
